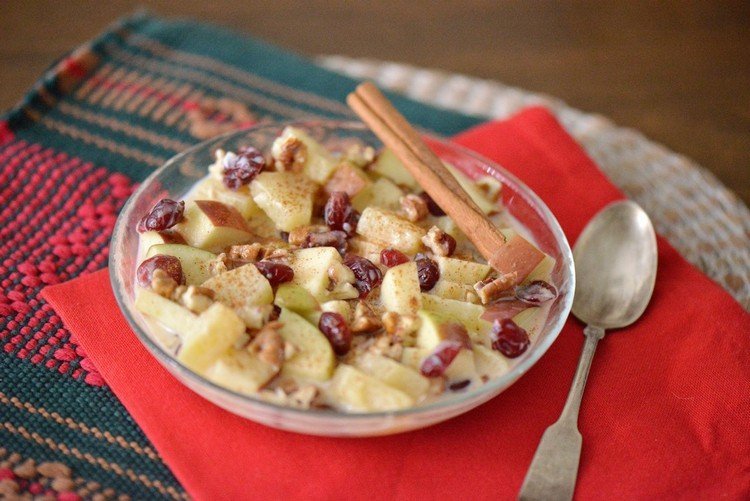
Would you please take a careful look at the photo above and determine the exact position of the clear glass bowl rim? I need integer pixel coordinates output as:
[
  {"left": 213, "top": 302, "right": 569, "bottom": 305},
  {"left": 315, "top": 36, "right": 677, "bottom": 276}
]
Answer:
[{"left": 109, "top": 119, "right": 575, "bottom": 421}]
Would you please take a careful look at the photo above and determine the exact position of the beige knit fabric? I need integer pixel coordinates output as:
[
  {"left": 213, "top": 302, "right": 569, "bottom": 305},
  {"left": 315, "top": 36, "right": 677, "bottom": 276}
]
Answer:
[{"left": 319, "top": 56, "right": 750, "bottom": 310}]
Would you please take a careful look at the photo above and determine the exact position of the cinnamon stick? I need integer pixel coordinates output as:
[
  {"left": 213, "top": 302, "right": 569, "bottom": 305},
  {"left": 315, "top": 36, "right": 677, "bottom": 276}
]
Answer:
[{"left": 347, "top": 83, "right": 507, "bottom": 264}]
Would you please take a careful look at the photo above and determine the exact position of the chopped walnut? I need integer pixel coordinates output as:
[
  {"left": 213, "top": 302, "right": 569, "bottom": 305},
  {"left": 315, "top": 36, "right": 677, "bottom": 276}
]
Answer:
[
  {"left": 287, "top": 224, "right": 329, "bottom": 246},
  {"left": 172, "top": 285, "right": 214, "bottom": 313},
  {"left": 273, "top": 136, "right": 307, "bottom": 172},
  {"left": 209, "top": 253, "right": 231, "bottom": 276},
  {"left": 350, "top": 300, "right": 381, "bottom": 333},
  {"left": 259, "top": 385, "right": 323, "bottom": 410},
  {"left": 228, "top": 243, "right": 264, "bottom": 261},
  {"left": 151, "top": 269, "right": 178, "bottom": 297},
  {"left": 381, "top": 311, "right": 420, "bottom": 346},
  {"left": 343, "top": 143, "right": 376, "bottom": 167},
  {"left": 327, "top": 262, "right": 359, "bottom": 299},
  {"left": 249, "top": 321, "right": 285, "bottom": 369},
  {"left": 399, "top": 194, "right": 429, "bottom": 222},
  {"left": 473, "top": 273, "right": 517, "bottom": 304},
  {"left": 369, "top": 333, "right": 404, "bottom": 360},
  {"left": 264, "top": 247, "right": 291, "bottom": 263},
  {"left": 422, "top": 226, "right": 455, "bottom": 257},
  {"left": 235, "top": 303, "right": 276, "bottom": 329}
]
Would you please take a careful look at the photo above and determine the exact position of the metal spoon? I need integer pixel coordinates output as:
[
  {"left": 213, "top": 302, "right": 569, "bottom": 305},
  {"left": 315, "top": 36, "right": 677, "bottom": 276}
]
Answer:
[{"left": 518, "top": 200, "right": 658, "bottom": 501}]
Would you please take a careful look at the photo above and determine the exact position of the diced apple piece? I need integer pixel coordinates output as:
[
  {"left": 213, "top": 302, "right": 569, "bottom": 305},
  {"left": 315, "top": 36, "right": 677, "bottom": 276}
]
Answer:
[
  {"left": 324, "top": 161, "right": 372, "bottom": 198},
  {"left": 415, "top": 310, "right": 453, "bottom": 350},
  {"left": 380, "top": 262, "right": 422, "bottom": 315},
  {"left": 277, "top": 308, "right": 335, "bottom": 381},
  {"left": 370, "top": 148, "right": 418, "bottom": 189},
  {"left": 135, "top": 289, "right": 197, "bottom": 335},
  {"left": 351, "top": 177, "right": 403, "bottom": 212},
  {"left": 354, "top": 352, "right": 430, "bottom": 400},
  {"left": 138, "top": 230, "right": 186, "bottom": 257},
  {"left": 274, "top": 283, "right": 319, "bottom": 316},
  {"left": 421, "top": 294, "right": 492, "bottom": 340},
  {"left": 178, "top": 302, "right": 245, "bottom": 372},
  {"left": 490, "top": 229, "right": 545, "bottom": 285},
  {"left": 146, "top": 244, "right": 216, "bottom": 286},
  {"left": 201, "top": 263, "right": 273, "bottom": 309},
  {"left": 189, "top": 177, "right": 262, "bottom": 219},
  {"left": 320, "top": 300, "right": 352, "bottom": 323},
  {"left": 512, "top": 303, "right": 552, "bottom": 339},
  {"left": 245, "top": 211, "right": 280, "bottom": 240},
  {"left": 430, "top": 279, "right": 475, "bottom": 302},
  {"left": 348, "top": 237, "right": 384, "bottom": 263},
  {"left": 328, "top": 365, "right": 414, "bottom": 412},
  {"left": 177, "top": 200, "right": 252, "bottom": 252},
  {"left": 401, "top": 347, "right": 427, "bottom": 371},
  {"left": 400, "top": 343, "right": 476, "bottom": 383},
  {"left": 250, "top": 172, "right": 316, "bottom": 232},
  {"left": 473, "top": 345, "right": 511, "bottom": 378},
  {"left": 444, "top": 349, "right": 478, "bottom": 382},
  {"left": 204, "top": 349, "right": 277, "bottom": 394},
  {"left": 523, "top": 254, "right": 556, "bottom": 284},
  {"left": 357, "top": 207, "right": 425, "bottom": 254},
  {"left": 290, "top": 247, "right": 358, "bottom": 302},
  {"left": 271, "top": 127, "right": 338, "bottom": 183},
  {"left": 445, "top": 163, "right": 498, "bottom": 214},
  {"left": 435, "top": 256, "right": 491, "bottom": 285}
]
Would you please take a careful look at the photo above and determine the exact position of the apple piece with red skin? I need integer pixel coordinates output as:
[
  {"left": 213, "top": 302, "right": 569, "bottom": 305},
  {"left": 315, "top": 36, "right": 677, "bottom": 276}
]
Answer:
[
  {"left": 489, "top": 231, "right": 545, "bottom": 286},
  {"left": 138, "top": 230, "right": 186, "bottom": 257},
  {"left": 177, "top": 200, "right": 253, "bottom": 252}
]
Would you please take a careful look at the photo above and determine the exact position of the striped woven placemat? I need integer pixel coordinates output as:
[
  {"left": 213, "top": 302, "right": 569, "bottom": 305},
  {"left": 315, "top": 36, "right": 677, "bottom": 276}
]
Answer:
[
  {"left": 1, "top": 12, "right": 747, "bottom": 500},
  {"left": 0, "top": 13, "right": 487, "bottom": 500}
]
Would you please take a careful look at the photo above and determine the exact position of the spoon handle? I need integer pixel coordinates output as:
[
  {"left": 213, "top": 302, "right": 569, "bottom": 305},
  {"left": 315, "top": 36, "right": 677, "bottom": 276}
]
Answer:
[{"left": 518, "top": 325, "right": 605, "bottom": 501}]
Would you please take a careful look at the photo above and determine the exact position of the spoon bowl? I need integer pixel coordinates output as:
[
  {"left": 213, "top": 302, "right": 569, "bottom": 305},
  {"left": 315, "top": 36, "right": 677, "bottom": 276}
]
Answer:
[{"left": 572, "top": 200, "right": 658, "bottom": 328}]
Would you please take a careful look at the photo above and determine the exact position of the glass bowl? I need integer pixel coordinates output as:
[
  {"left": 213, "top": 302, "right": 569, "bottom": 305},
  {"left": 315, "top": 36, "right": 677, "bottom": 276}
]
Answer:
[{"left": 110, "top": 120, "right": 574, "bottom": 437}]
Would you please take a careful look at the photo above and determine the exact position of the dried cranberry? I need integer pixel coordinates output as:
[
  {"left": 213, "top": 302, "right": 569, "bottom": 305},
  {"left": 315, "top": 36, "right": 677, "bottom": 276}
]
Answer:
[
  {"left": 254, "top": 261, "right": 294, "bottom": 286},
  {"left": 515, "top": 280, "right": 558, "bottom": 305},
  {"left": 380, "top": 248, "right": 409, "bottom": 267},
  {"left": 420, "top": 341, "right": 462, "bottom": 377},
  {"left": 449, "top": 379, "right": 471, "bottom": 391},
  {"left": 137, "top": 199, "right": 184, "bottom": 233},
  {"left": 318, "top": 312, "right": 352, "bottom": 355},
  {"left": 136, "top": 255, "right": 183, "bottom": 288},
  {"left": 305, "top": 230, "right": 349, "bottom": 254},
  {"left": 491, "top": 319, "right": 530, "bottom": 358},
  {"left": 344, "top": 254, "right": 383, "bottom": 298},
  {"left": 416, "top": 256, "right": 440, "bottom": 291},
  {"left": 222, "top": 146, "right": 265, "bottom": 190},
  {"left": 324, "top": 191, "right": 359, "bottom": 236},
  {"left": 280, "top": 231, "right": 290, "bottom": 242},
  {"left": 419, "top": 191, "right": 445, "bottom": 216}
]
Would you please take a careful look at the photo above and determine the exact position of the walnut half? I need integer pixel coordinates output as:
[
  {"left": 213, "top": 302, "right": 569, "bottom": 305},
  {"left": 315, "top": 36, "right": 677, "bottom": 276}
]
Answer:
[
  {"left": 399, "top": 194, "right": 429, "bottom": 222},
  {"left": 473, "top": 274, "right": 517, "bottom": 304},
  {"left": 249, "top": 321, "right": 285, "bottom": 369},
  {"left": 421, "top": 226, "right": 456, "bottom": 257},
  {"left": 350, "top": 301, "right": 382, "bottom": 333}
]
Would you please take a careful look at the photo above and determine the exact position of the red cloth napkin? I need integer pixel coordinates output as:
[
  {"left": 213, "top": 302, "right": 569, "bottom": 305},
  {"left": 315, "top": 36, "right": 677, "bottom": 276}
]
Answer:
[{"left": 42, "top": 107, "right": 750, "bottom": 500}]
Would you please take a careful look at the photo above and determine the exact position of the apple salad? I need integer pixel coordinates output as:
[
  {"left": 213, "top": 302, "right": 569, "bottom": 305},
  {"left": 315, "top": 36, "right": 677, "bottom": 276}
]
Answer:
[{"left": 133, "top": 127, "right": 558, "bottom": 413}]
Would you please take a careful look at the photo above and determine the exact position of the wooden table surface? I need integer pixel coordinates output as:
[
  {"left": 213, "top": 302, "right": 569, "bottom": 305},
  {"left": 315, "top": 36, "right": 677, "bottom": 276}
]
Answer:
[{"left": 1, "top": 1, "right": 748, "bottom": 204}]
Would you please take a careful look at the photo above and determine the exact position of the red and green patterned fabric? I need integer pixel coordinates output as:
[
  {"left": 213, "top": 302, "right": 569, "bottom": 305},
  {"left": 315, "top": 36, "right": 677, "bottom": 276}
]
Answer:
[{"left": 0, "top": 13, "right": 483, "bottom": 499}]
